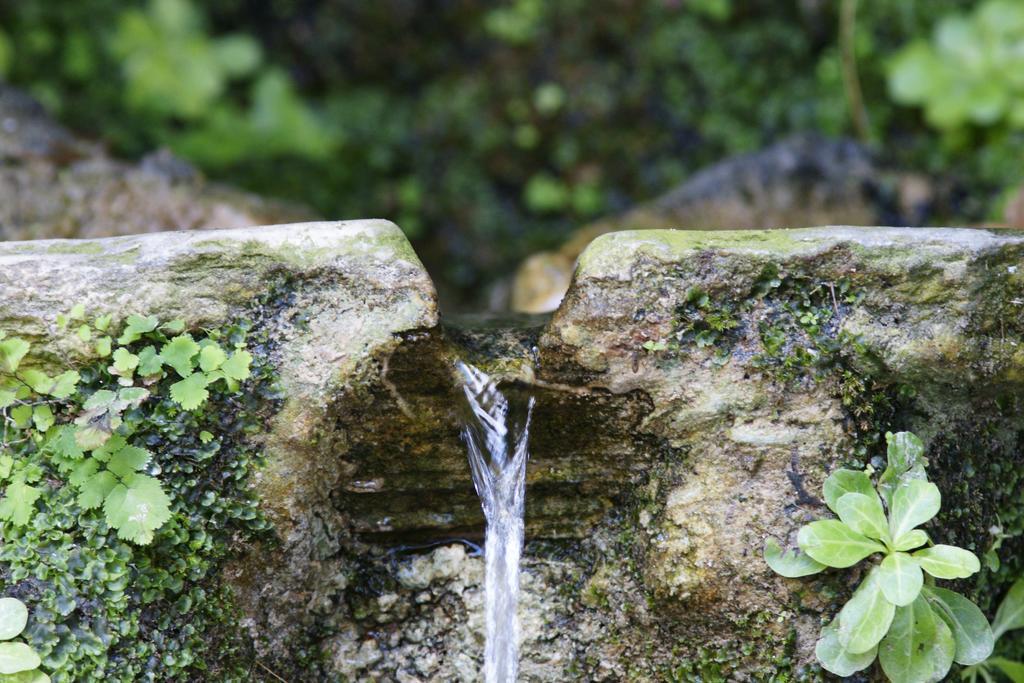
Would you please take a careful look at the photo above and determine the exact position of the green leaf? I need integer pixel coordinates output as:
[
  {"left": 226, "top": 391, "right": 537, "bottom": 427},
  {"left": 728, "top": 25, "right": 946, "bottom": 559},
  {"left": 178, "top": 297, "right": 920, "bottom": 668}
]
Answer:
[
  {"left": 815, "top": 617, "right": 877, "bottom": 677},
  {"left": 913, "top": 545, "right": 980, "bottom": 579},
  {"left": 990, "top": 658, "right": 1024, "bottom": 683},
  {"left": 836, "top": 492, "right": 890, "bottom": 542},
  {"left": 69, "top": 303, "right": 85, "bottom": 320},
  {"left": 0, "top": 641, "right": 40, "bottom": 674},
  {"left": 169, "top": 373, "right": 210, "bottom": 410},
  {"left": 19, "top": 466, "right": 41, "bottom": 485},
  {"left": 9, "top": 406, "right": 31, "bottom": 429},
  {"left": 107, "top": 445, "right": 150, "bottom": 478},
  {"left": 879, "top": 595, "right": 951, "bottom": 683},
  {"left": 74, "top": 423, "right": 111, "bottom": 451},
  {"left": 77, "top": 470, "right": 117, "bottom": 510},
  {"left": 886, "top": 431, "right": 925, "bottom": 471},
  {"left": 0, "top": 481, "right": 41, "bottom": 526},
  {"left": 763, "top": 537, "right": 826, "bottom": 578},
  {"left": 889, "top": 480, "right": 941, "bottom": 540},
  {"left": 798, "top": 519, "right": 886, "bottom": 568},
  {"left": 83, "top": 389, "right": 117, "bottom": 411},
  {"left": 878, "top": 431, "right": 928, "bottom": 507},
  {"left": 94, "top": 336, "right": 112, "bottom": 357},
  {"left": 161, "top": 319, "right": 186, "bottom": 334},
  {"left": 889, "top": 42, "right": 941, "bottom": 104},
  {"left": 111, "top": 348, "right": 139, "bottom": 373},
  {"left": 0, "top": 598, "right": 28, "bottom": 640},
  {"left": 49, "top": 370, "right": 80, "bottom": 399},
  {"left": 91, "top": 435, "right": 126, "bottom": 462},
  {"left": 16, "top": 370, "right": 51, "bottom": 395},
  {"left": 93, "top": 314, "right": 112, "bottom": 331},
  {"left": 206, "top": 370, "right": 239, "bottom": 393},
  {"left": 198, "top": 343, "right": 227, "bottom": 372},
  {"left": 117, "top": 314, "right": 159, "bottom": 345},
  {"left": 929, "top": 608, "right": 957, "bottom": 682},
  {"left": 0, "top": 339, "right": 30, "bottom": 374},
  {"left": 994, "top": 579, "right": 1024, "bottom": 640},
  {"left": 43, "top": 425, "right": 84, "bottom": 461},
  {"left": 117, "top": 387, "right": 149, "bottom": 408},
  {"left": 160, "top": 334, "right": 200, "bottom": 377},
  {"left": 838, "top": 569, "right": 896, "bottom": 654},
  {"left": 0, "top": 457, "right": 11, "bottom": 481},
  {"left": 31, "top": 405, "right": 54, "bottom": 433},
  {"left": 893, "top": 529, "right": 929, "bottom": 552},
  {"left": 4, "top": 669, "right": 52, "bottom": 683},
  {"left": 0, "top": 389, "right": 15, "bottom": 409},
  {"left": 76, "top": 325, "right": 91, "bottom": 342},
  {"left": 199, "top": 430, "right": 214, "bottom": 444},
  {"left": 220, "top": 350, "right": 252, "bottom": 382},
  {"left": 103, "top": 474, "right": 172, "bottom": 545},
  {"left": 214, "top": 34, "right": 262, "bottom": 76},
  {"left": 924, "top": 586, "right": 994, "bottom": 665},
  {"left": 136, "top": 346, "right": 163, "bottom": 376},
  {"left": 878, "top": 552, "right": 923, "bottom": 606},
  {"left": 67, "top": 459, "right": 98, "bottom": 487},
  {"left": 822, "top": 468, "right": 875, "bottom": 514}
]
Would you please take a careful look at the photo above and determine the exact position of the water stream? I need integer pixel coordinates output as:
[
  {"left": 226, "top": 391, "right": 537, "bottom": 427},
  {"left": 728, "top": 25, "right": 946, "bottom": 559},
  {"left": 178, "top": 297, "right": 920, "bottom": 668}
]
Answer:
[{"left": 457, "top": 361, "right": 534, "bottom": 683}]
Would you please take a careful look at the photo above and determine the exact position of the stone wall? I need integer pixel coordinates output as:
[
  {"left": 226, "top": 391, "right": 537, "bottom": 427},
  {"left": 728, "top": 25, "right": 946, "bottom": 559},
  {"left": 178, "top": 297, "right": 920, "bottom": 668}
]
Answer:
[{"left": 2, "top": 222, "right": 1023, "bottom": 681}]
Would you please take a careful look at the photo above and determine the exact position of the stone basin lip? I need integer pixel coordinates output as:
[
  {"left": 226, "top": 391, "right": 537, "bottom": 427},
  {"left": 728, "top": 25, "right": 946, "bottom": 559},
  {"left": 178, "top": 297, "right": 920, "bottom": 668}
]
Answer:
[
  {"left": 0, "top": 218, "right": 426, "bottom": 269},
  {"left": 5, "top": 222, "right": 1022, "bottom": 326},
  {"left": 577, "top": 225, "right": 1024, "bottom": 280}
]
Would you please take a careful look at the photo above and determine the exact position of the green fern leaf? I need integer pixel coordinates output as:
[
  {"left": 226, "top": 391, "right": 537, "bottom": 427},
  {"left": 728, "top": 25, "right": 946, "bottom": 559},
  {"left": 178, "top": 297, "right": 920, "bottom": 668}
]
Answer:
[
  {"left": 103, "top": 474, "right": 171, "bottom": 544},
  {"left": 220, "top": 350, "right": 252, "bottom": 382},
  {"left": 107, "top": 445, "right": 151, "bottom": 478},
  {"left": 136, "top": 346, "right": 164, "bottom": 376},
  {"left": 0, "top": 480, "right": 41, "bottom": 525},
  {"left": 77, "top": 470, "right": 117, "bottom": 510},
  {"left": 199, "top": 343, "right": 227, "bottom": 372},
  {"left": 117, "top": 314, "right": 159, "bottom": 345},
  {"left": 169, "top": 373, "right": 210, "bottom": 410},
  {"left": 160, "top": 334, "right": 200, "bottom": 378}
]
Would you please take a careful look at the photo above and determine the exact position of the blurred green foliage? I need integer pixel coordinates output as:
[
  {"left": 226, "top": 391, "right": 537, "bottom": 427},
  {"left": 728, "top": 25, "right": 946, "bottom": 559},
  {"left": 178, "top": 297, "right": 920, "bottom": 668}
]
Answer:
[
  {"left": 889, "top": 1, "right": 1024, "bottom": 141},
  {"left": 889, "top": 0, "right": 1024, "bottom": 130},
  {"left": 0, "top": 0, "right": 1020, "bottom": 304}
]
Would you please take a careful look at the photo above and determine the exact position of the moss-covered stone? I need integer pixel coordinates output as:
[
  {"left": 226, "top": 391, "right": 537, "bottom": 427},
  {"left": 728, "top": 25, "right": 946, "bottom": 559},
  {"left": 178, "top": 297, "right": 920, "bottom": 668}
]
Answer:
[
  {"left": 3, "top": 224, "right": 1023, "bottom": 681},
  {"left": 539, "top": 226, "right": 1024, "bottom": 678}
]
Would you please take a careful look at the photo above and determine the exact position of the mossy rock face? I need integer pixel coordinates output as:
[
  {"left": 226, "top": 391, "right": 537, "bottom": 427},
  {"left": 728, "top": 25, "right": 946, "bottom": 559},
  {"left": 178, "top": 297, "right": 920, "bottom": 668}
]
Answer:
[
  {"left": 2, "top": 223, "right": 1024, "bottom": 681},
  {"left": 539, "top": 226, "right": 1024, "bottom": 679}
]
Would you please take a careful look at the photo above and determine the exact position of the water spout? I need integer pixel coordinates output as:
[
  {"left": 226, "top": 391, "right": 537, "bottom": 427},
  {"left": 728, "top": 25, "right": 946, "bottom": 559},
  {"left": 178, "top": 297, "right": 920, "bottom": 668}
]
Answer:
[{"left": 457, "top": 361, "right": 534, "bottom": 683}]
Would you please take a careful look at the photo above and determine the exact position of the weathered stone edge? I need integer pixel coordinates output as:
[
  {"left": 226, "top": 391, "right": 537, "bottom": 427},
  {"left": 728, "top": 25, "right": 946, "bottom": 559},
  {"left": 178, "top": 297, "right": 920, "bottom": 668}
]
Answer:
[
  {"left": 0, "top": 218, "right": 425, "bottom": 269},
  {"left": 575, "top": 226, "right": 1024, "bottom": 280}
]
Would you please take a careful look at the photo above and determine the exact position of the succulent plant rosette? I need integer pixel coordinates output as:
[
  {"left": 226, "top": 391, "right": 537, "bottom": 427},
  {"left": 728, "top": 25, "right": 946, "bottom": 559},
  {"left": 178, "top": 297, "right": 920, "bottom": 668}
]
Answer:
[{"left": 765, "top": 432, "right": 996, "bottom": 682}]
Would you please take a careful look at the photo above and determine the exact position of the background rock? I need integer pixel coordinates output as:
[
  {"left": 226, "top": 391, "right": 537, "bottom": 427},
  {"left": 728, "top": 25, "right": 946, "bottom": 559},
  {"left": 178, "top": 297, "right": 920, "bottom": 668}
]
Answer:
[
  {"left": 0, "top": 84, "right": 314, "bottom": 242},
  {"left": 511, "top": 136, "right": 938, "bottom": 313}
]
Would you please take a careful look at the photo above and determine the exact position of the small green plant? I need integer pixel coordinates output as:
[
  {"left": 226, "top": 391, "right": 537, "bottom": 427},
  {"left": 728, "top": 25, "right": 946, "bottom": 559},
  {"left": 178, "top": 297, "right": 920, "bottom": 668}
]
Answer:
[
  {"left": 0, "top": 597, "right": 48, "bottom": 682},
  {"left": 962, "top": 577, "right": 1024, "bottom": 682},
  {"left": 1, "top": 309, "right": 251, "bottom": 544},
  {"left": 1, "top": 301, "right": 272, "bottom": 679},
  {"left": 765, "top": 431, "right": 994, "bottom": 682}
]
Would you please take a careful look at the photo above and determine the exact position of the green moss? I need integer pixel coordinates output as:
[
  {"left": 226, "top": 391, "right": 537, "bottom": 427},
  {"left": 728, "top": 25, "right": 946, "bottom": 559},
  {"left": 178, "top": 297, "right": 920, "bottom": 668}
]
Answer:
[
  {"left": 649, "top": 609, "right": 814, "bottom": 682},
  {"left": 0, "top": 241, "right": 142, "bottom": 269},
  {"left": 191, "top": 220, "right": 425, "bottom": 270},
  {"left": 44, "top": 242, "right": 107, "bottom": 255}
]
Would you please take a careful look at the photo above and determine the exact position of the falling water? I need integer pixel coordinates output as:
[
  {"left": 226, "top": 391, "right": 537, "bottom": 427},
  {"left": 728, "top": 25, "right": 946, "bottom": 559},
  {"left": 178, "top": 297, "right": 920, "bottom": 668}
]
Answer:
[{"left": 457, "top": 361, "right": 534, "bottom": 683}]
